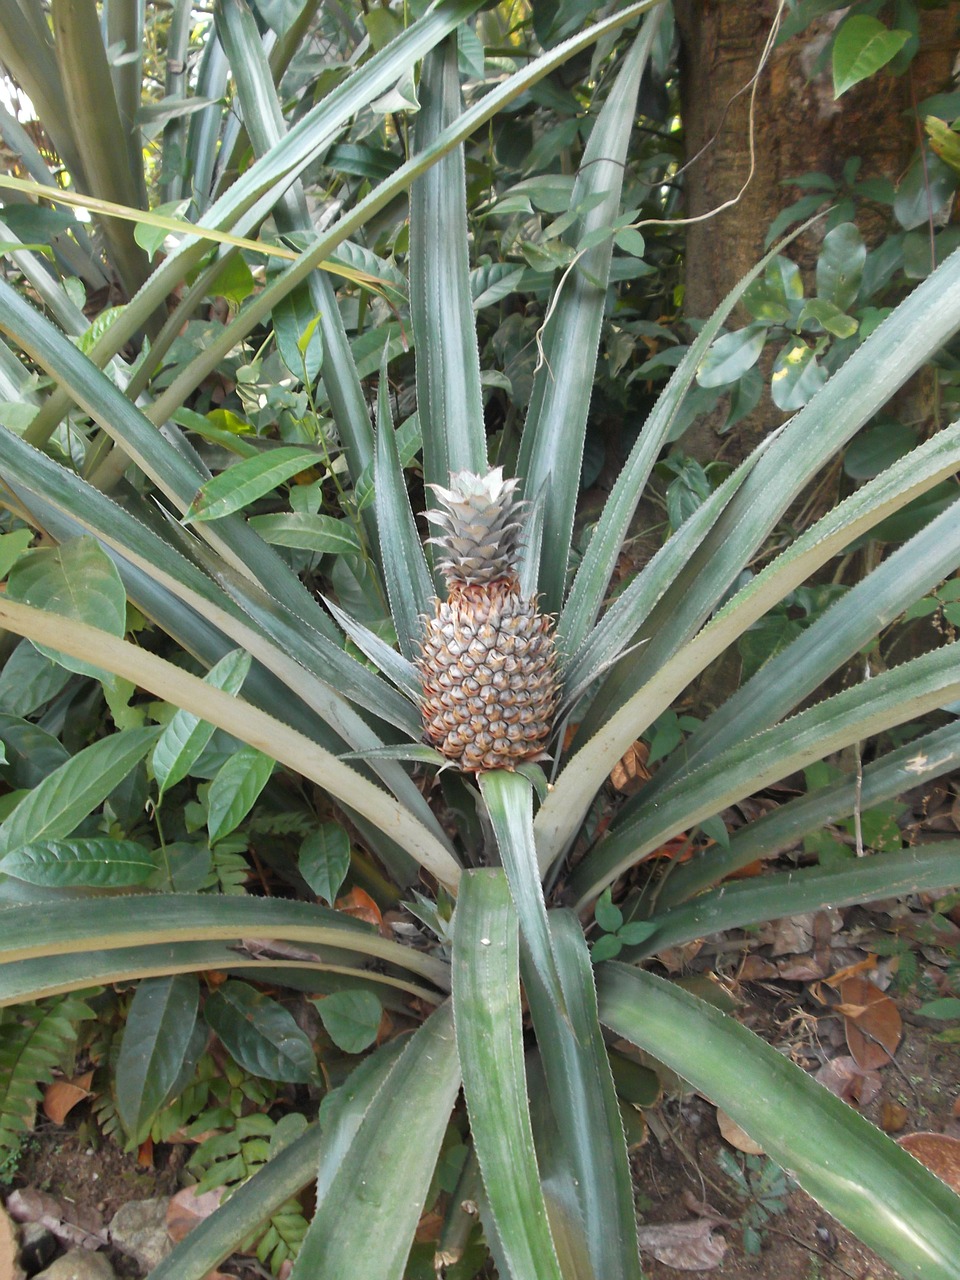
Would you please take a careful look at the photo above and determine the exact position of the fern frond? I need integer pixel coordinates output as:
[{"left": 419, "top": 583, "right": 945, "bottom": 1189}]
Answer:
[{"left": 0, "top": 994, "right": 96, "bottom": 1158}]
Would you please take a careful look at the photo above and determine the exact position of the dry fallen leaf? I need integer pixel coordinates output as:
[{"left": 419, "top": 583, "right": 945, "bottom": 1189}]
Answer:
[
  {"left": 716, "top": 1109, "right": 764, "bottom": 1155},
  {"left": 166, "top": 1188, "right": 225, "bottom": 1244},
  {"left": 815, "top": 1055, "right": 882, "bottom": 1107},
  {"left": 880, "top": 1100, "right": 909, "bottom": 1133},
  {"left": 42, "top": 1070, "right": 94, "bottom": 1124},
  {"left": 610, "top": 740, "right": 650, "bottom": 795},
  {"left": 897, "top": 1132, "right": 960, "bottom": 1193},
  {"left": 738, "top": 955, "right": 778, "bottom": 981},
  {"left": 839, "top": 976, "right": 901, "bottom": 1069},
  {"left": 335, "top": 886, "right": 382, "bottom": 927},
  {"left": 636, "top": 1220, "right": 727, "bottom": 1271}
]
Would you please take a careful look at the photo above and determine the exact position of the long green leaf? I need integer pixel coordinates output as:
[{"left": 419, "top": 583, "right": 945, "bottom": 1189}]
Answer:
[
  {"left": 1, "top": 446, "right": 435, "bottom": 832},
  {"left": 290, "top": 1001, "right": 461, "bottom": 1280},
  {"left": 561, "top": 444, "right": 764, "bottom": 709},
  {"left": 452, "top": 869, "right": 564, "bottom": 1280},
  {"left": 216, "top": 0, "right": 376, "bottom": 497},
  {"left": 569, "top": 638, "right": 960, "bottom": 904},
  {"left": 524, "top": 912, "right": 642, "bottom": 1280},
  {"left": 0, "top": 0, "right": 88, "bottom": 207},
  {"left": 597, "top": 965, "right": 960, "bottom": 1279},
  {"left": 410, "top": 36, "right": 487, "bottom": 494},
  {"left": 64, "top": 0, "right": 488, "bottom": 395},
  {"left": 375, "top": 361, "right": 433, "bottom": 660},
  {"left": 0, "top": 940, "right": 443, "bottom": 1008},
  {"left": 633, "top": 844, "right": 960, "bottom": 958},
  {"left": 519, "top": 10, "right": 663, "bottom": 614},
  {"left": 557, "top": 219, "right": 822, "bottom": 664},
  {"left": 1, "top": 838, "right": 159, "bottom": 889},
  {"left": 645, "top": 493, "right": 960, "bottom": 800},
  {"left": 143, "top": 1, "right": 662, "bottom": 433},
  {"left": 658, "top": 719, "right": 960, "bottom": 907},
  {"left": 580, "top": 251, "right": 960, "bottom": 742},
  {"left": 0, "top": 892, "right": 451, "bottom": 988},
  {"left": 51, "top": 0, "right": 151, "bottom": 297},
  {"left": 479, "top": 772, "right": 567, "bottom": 1018},
  {"left": 0, "top": 725, "right": 159, "bottom": 860},
  {"left": 538, "top": 413, "right": 960, "bottom": 871},
  {"left": 0, "top": 277, "right": 332, "bottom": 629},
  {"left": 0, "top": 596, "right": 460, "bottom": 886}
]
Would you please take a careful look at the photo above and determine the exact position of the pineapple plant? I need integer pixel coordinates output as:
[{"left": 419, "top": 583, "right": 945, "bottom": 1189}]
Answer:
[
  {"left": 0, "top": 4, "right": 959, "bottom": 1279},
  {"left": 418, "top": 468, "right": 560, "bottom": 772}
]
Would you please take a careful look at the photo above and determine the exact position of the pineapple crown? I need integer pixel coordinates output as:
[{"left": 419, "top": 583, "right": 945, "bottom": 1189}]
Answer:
[{"left": 425, "top": 467, "right": 527, "bottom": 589}]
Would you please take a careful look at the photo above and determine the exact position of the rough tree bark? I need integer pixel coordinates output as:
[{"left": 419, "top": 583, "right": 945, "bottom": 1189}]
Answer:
[{"left": 674, "top": 0, "right": 959, "bottom": 461}]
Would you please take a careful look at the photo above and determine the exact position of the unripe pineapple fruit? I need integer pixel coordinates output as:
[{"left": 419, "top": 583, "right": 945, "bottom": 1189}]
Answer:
[{"left": 417, "top": 468, "right": 560, "bottom": 773}]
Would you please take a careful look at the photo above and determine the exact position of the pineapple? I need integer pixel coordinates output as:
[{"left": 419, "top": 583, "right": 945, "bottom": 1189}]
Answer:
[{"left": 417, "top": 467, "right": 560, "bottom": 773}]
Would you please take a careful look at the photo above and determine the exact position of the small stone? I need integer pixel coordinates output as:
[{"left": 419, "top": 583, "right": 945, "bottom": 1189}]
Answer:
[
  {"left": 108, "top": 1198, "right": 172, "bottom": 1272},
  {"left": 19, "top": 1220, "right": 57, "bottom": 1273},
  {"left": 34, "top": 1251, "right": 116, "bottom": 1280}
]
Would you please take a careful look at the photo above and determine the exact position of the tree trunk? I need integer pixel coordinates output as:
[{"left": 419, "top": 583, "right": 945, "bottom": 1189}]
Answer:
[{"left": 674, "top": 0, "right": 959, "bottom": 461}]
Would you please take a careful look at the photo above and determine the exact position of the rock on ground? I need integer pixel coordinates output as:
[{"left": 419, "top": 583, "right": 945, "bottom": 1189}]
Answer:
[
  {"left": 108, "top": 1197, "right": 172, "bottom": 1272},
  {"left": 34, "top": 1251, "right": 116, "bottom": 1280}
]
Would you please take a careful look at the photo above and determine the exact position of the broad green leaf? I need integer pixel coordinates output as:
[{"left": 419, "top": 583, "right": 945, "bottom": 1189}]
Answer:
[
  {"left": 524, "top": 912, "right": 643, "bottom": 1280},
  {"left": 204, "top": 980, "right": 319, "bottom": 1084},
  {"left": 925, "top": 115, "right": 960, "bottom": 175},
  {"left": 770, "top": 338, "right": 826, "bottom": 410},
  {"left": 479, "top": 772, "right": 567, "bottom": 1018},
  {"left": 182, "top": 448, "right": 322, "bottom": 523},
  {"left": 797, "top": 298, "right": 858, "bottom": 338},
  {"left": 0, "top": 528, "right": 34, "bottom": 578},
  {"left": 893, "top": 150, "right": 958, "bottom": 231},
  {"left": 1, "top": 838, "right": 159, "bottom": 888},
  {"left": 273, "top": 284, "right": 323, "bottom": 384},
  {"left": 245, "top": 512, "right": 362, "bottom": 555},
  {"left": 206, "top": 746, "right": 275, "bottom": 846},
  {"left": 918, "top": 997, "right": 960, "bottom": 1020},
  {"left": 816, "top": 222, "right": 865, "bottom": 309},
  {"left": 743, "top": 254, "right": 804, "bottom": 323},
  {"left": 0, "top": 713, "right": 69, "bottom": 789},
  {"left": 696, "top": 324, "right": 766, "bottom": 388},
  {"left": 290, "top": 1002, "right": 460, "bottom": 1280},
  {"left": 598, "top": 965, "right": 960, "bottom": 1279},
  {"left": 298, "top": 822, "right": 351, "bottom": 905},
  {"left": 452, "top": 869, "right": 563, "bottom": 1280},
  {"left": 844, "top": 421, "right": 915, "bottom": 479},
  {"left": 153, "top": 649, "right": 251, "bottom": 799},
  {"left": 832, "top": 16, "right": 911, "bottom": 97},
  {"left": 0, "top": 726, "right": 159, "bottom": 858},
  {"left": 0, "top": 639, "right": 72, "bottom": 718},
  {"left": 6, "top": 536, "right": 126, "bottom": 682},
  {"left": 115, "top": 974, "right": 200, "bottom": 1143},
  {"left": 313, "top": 989, "right": 382, "bottom": 1054}
]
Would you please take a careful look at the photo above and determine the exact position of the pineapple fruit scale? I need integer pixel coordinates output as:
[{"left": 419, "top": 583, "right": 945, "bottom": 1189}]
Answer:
[{"left": 417, "top": 467, "right": 560, "bottom": 773}]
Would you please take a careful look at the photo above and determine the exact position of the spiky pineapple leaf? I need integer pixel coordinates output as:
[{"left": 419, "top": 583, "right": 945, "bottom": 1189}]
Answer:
[{"left": 452, "top": 869, "right": 564, "bottom": 1280}]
